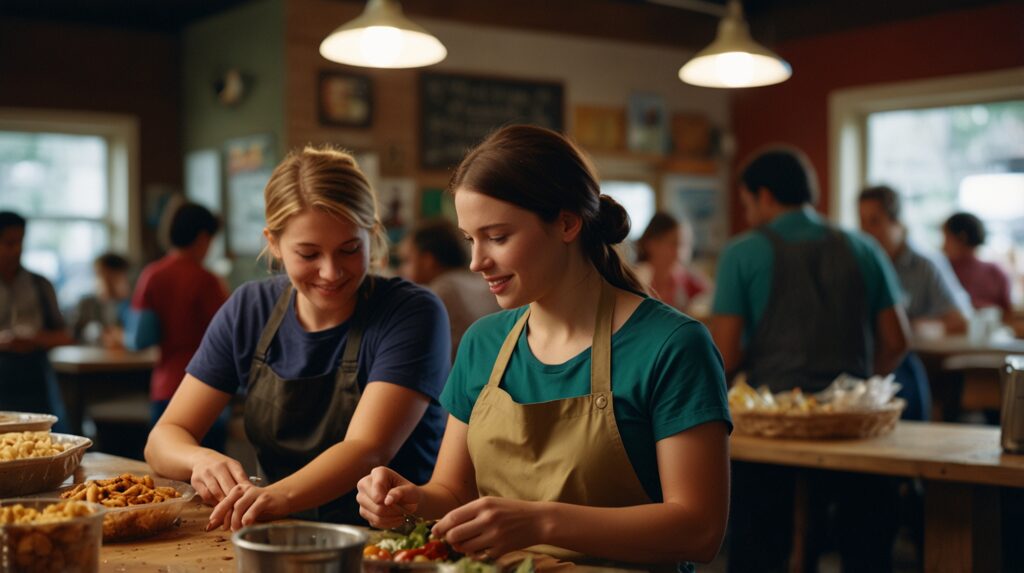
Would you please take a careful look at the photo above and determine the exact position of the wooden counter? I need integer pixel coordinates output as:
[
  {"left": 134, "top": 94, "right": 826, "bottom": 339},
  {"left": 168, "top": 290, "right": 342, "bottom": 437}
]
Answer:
[
  {"left": 731, "top": 421, "right": 1024, "bottom": 573},
  {"left": 73, "top": 453, "right": 235, "bottom": 573}
]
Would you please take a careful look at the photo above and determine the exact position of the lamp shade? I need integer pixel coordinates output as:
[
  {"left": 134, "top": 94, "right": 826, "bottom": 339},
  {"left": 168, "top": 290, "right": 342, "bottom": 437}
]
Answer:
[
  {"left": 678, "top": 1, "right": 791, "bottom": 88},
  {"left": 320, "top": 0, "right": 446, "bottom": 69}
]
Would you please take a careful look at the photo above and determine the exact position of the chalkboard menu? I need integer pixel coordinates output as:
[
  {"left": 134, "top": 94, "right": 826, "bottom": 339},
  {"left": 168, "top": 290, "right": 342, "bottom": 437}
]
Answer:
[{"left": 420, "top": 72, "right": 565, "bottom": 170}]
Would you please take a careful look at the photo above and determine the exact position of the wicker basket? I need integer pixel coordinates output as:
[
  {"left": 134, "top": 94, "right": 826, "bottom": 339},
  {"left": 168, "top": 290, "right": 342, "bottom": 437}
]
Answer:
[{"left": 731, "top": 399, "right": 906, "bottom": 440}]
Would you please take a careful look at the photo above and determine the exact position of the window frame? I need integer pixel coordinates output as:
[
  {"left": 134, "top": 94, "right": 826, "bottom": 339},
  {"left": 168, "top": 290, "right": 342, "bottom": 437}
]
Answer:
[
  {"left": 828, "top": 67, "right": 1024, "bottom": 229},
  {"left": 0, "top": 108, "right": 140, "bottom": 262}
]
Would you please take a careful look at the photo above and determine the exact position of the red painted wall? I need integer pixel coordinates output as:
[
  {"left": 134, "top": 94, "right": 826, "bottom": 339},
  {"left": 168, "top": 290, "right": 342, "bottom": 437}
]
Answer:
[
  {"left": 729, "top": 1, "right": 1024, "bottom": 234},
  {"left": 0, "top": 19, "right": 182, "bottom": 257}
]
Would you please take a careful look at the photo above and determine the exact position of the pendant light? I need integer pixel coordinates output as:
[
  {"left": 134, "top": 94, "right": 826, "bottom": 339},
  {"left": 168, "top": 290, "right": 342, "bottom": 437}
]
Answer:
[
  {"left": 677, "top": 0, "right": 791, "bottom": 88},
  {"left": 320, "top": 0, "right": 447, "bottom": 69}
]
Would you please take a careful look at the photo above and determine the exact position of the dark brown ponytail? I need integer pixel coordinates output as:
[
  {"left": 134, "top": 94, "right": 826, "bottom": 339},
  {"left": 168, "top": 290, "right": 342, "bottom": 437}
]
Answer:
[{"left": 449, "top": 125, "right": 646, "bottom": 297}]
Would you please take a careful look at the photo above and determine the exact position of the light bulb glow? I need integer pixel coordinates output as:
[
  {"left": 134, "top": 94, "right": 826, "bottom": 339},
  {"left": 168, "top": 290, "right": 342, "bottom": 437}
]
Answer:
[
  {"left": 714, "top": 52, "right": 755, "bottom": 87},
  {"left": 359, "top": 26, "right": 404, "bottom": 67}
]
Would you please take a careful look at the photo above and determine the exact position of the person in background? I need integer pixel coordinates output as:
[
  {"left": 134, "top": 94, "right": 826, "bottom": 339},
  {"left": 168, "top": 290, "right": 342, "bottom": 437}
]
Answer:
[
  {"left": 858, "top": 185, "right": 971, "bottom": 420},
  {"left": 70, "top": 252, "right": 132, "bottom": 348},
  {"left": 125, "top": 202, "right": 229, "bottom": 450},
  {"left": 145, "top": 147, "right": 450, "bottom": 531},
  {"left": 358, "top": 126, "right": 730, "bottom": 572},
  {"left": 942, "top": 212, "right": 1013, "bottom": 322},
  {"left": 710, "top": 148, "right": 909, "bottom": 572},
  {"left": 398, "top": 218, "right": 499, "bottom": 358},
  {"left": 633, "top": 212, "right": 711, "bottom": 316},
  {"left": 0, "top": 211, "right": 73, "bottom": 429}
]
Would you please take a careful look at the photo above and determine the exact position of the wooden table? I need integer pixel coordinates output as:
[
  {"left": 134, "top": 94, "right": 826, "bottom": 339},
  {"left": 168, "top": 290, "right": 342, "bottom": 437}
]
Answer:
[
  {"left": 731, "top": 421, "right": 1024, "bottom": 572},
  {"left": 49, "top": 346, "right": 157, "bottom": 436},
  {"left": 74, "top": 454, "right": 634, "bottom": 573}
]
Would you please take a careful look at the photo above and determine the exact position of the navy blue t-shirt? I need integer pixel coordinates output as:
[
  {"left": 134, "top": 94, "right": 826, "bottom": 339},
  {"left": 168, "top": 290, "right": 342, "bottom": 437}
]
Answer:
[{"left": 187, "top": 275, "right": 450, "bottom": 486}]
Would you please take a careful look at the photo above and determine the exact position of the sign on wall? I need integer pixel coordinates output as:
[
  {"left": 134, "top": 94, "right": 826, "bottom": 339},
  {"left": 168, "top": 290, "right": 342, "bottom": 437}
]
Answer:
[{"left": 419, "top": 72, "right": 564, "bottom": 170}]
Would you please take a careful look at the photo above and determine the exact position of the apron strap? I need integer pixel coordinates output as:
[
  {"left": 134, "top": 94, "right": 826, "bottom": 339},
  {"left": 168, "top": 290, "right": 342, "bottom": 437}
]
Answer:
[
  {"left": 335, "top": 276, "right": 376, "bottom": 389},
  {"left": 590, "top": 280, "right": 615, "bottom": 395},
  {"left": 485, "top": 308, "right": 530, "bottom": 388},
  {"left": 252, "top": 283, "right": 294, "bottom": 364},
  {"left": 484, "top": 279, "right": 616, "bottom": 393}
]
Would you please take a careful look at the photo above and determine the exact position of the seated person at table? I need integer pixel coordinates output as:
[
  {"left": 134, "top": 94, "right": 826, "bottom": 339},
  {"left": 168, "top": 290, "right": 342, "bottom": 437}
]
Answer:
[
  {"left": 70, "top": 252, "right": 132, "bottom": 348},
  {"left": 398, "top": 218, "right": 499, "bottom": 358},
  {"left": 632, "top": 211, "right": 711, "bottom": 316},
  {"left": 145, "top": 146, "right": 450, "bottom": 530},
  {"left": 709, "top": 147, "right": 909, "bottom": 572},
  {"left": 358, "top": 126, "right": 730, "bottom": 573},
  {"left": 942, "top": 212, "right": 1013, "bottom": 322},
  {"left": 0, "top": 211, "right": 73, "bottom": 429},
  {"left": 858, "top": 185, "right": 971, "bottom": 420},
  {"left": 125, "top": 202, "right": 229, "bottom": 450}
]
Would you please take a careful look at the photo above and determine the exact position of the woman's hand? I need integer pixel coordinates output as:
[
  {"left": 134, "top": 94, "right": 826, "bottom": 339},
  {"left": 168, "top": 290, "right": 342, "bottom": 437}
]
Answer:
[
  {"left": 356, "top": 466, "right": 420, "bottom": 529},
  {"left": 188, "top": 449, "right": 249, "bottom": 505},
  {"left": 207, "top": 483, "right": 291, "bottom": 532},
  {"left": 432, "top": 497, "right": 550, "bottom": 560}
]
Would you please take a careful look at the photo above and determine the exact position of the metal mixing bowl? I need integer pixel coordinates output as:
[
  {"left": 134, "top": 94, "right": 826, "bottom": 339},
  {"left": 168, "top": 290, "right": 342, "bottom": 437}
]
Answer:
[{"left": 232, "top": 522, "right": 368, "bottom": 573}]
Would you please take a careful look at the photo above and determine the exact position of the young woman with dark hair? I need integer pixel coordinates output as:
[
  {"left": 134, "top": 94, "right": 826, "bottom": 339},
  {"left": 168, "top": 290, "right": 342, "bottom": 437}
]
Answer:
[{"left": 357, "top": 125, "right": 731, "bottom": 572}]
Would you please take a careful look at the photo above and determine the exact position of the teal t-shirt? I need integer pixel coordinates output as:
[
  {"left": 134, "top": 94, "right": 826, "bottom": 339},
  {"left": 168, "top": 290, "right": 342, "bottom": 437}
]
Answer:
[
  {"left": 712, "top": 207, "right": 902, "bottom": 341},
  {"left": 440, "top": 298, "right": 731, "bottom": 503}
]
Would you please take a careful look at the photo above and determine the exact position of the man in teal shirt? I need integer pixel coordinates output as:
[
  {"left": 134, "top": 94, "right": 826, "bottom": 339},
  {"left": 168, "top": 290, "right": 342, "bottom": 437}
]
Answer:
[{"left": 711, "top": 148, "right": 909, "bottom": 572}]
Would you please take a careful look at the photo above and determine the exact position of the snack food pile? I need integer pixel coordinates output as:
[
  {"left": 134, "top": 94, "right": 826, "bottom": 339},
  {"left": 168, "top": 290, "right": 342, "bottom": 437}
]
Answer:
[
  {"left": 0, "top": 501, "right": 101, "bottom": 573},
  {"left": 0, "top": 431, "right": 67, "bottom": 461},
  {"left": 60, "top": 474, "right": 185, "bottom": 540},
  {"left": 728, "top": 373, "right": 902, "bottom": 415},
  {"left": 59, "top": 474, "right": 180, "bottom": 507}
]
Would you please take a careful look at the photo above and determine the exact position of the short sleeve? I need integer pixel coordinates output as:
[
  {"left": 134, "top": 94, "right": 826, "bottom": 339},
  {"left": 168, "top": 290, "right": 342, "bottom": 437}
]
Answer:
[
  {"left": 366, "top": 290, "right": 451, "bottom": 401},
  {"left": 921, "top": 255, "right": 966, "bottom": 317},
  {"left": 186, "top": 291, "right": 244, "bottom": 394},
  {"left": 711, "top": 243, "right": 748, "bottom": 317},
  {"left": 857, "top": 236, "right": 901, "bottom": 316},
  {"left": 130, "top": 267, "right": 154, "bottom": 311},
  {"left": 647, "top": 322, "right": 732, "bottom": 441},
  {"left": 439, "top": 327, "right": 478, "bottom": 423}
]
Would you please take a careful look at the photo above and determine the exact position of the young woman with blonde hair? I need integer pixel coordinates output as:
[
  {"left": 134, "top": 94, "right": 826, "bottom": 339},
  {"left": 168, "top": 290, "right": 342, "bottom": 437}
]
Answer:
[
  {"left": 357, "top": 126, "right": 730, "bottom": 572},
  {"left": 145, "top": 146, "right": 450, "bottom": 530}
]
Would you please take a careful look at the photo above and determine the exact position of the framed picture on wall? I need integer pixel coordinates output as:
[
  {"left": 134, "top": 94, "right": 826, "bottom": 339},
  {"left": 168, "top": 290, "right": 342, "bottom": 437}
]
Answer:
[{"left": 318, "top": 70, "right": 373, "bottom": 127}]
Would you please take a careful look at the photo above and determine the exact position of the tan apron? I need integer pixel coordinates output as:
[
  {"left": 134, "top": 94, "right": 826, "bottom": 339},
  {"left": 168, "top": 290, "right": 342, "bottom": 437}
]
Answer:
[{"left": 466, "top": 281, "right": 676, "bottom": 572}]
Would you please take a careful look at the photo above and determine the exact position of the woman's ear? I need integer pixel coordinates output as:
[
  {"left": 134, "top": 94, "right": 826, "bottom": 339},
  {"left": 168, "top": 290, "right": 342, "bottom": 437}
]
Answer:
[
  {"left": 263, "top": 228, "right": 281, "bottom": 259},
  {"left": 557, "top": 210, "right": 584, "bottom": 243}
]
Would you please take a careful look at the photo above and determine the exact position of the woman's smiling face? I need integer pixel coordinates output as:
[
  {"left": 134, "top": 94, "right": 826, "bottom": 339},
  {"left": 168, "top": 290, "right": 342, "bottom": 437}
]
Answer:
[
  {"left": 455, "top": 188, "right": 571, "bottom": 310},
  {"left": 266, "top": 208, "right": 369, "bottom": 330}
]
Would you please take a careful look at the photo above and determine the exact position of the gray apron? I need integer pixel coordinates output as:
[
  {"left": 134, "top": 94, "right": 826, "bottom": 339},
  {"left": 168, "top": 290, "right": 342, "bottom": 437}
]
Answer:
[
  {"left": 745, "top": 226, "right": 872, "bottom": 393},
  {"left": 243, "top": 278, "right": 375, "bottom": 523}
]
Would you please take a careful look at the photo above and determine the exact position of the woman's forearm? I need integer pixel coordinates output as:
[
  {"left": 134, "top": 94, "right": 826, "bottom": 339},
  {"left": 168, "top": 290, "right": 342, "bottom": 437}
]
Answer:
[
  {"left": 270, "top": 438, "right": 399, "bottom": 514},
  {"left": 144, "top": 423, "right": 208, "bottom": 480},
  {"left": 542, "top": 501, "right": 724, "bottom": 565},
  {"left": 413, "top": 482, "right": 472, "bottom": 520}
]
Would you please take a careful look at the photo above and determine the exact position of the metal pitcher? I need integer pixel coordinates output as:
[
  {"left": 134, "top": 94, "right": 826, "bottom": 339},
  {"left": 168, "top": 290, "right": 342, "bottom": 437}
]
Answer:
[{"left": 1002, "top": 355, "right": 1024, "bottom": 454}]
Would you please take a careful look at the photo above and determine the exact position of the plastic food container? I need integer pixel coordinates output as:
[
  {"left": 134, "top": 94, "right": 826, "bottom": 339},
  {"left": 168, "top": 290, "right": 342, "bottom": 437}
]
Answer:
[
  {"left": 50, "top": 477, "right": 196, "bottom": 542},
  {"left": 0, "top": 498, "right": 104, "bottom": 573},
  {"left": 0, "top": 412, "right": 58, "bottom": 433},
  {"left": 233, "top": 522, "right": 367, "bottom": 573},
  {"left": 0, "top": 434, "right": 92, "bottom": 497}
]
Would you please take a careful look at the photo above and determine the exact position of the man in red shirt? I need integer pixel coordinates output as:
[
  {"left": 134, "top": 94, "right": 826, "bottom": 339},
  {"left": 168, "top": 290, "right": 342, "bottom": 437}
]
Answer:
[{"left": 126, "top": 202, "right": 229, "bottom": 449}]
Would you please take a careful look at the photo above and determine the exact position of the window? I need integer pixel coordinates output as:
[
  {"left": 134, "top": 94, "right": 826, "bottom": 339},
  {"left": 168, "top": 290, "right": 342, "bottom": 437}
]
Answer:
[
  {"left": 0, "top": 110, "right": 138, "bottom": 309},
  {"left": 831, "top": 68, "right": 1024, "bottom": 308},
  {"left": 865, "top": 100, "right": 1024, "bottom": 255}
]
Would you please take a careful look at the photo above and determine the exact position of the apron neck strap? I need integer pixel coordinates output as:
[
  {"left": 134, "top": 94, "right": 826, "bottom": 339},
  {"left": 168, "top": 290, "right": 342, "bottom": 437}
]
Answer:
[
  {"left": 253, "top": 283, "right": 294, "bottom": 363},
  {"left": 590, "top": 280, "right": 615, "bottom": 394},
  {"left": 485, "top": 279, "right": 616, "bottom": 394},
  {"left": 253, "top": 277, "right": 375, "bottom": 371}
]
